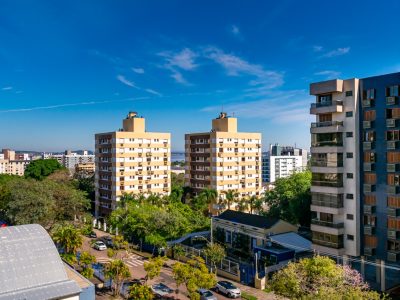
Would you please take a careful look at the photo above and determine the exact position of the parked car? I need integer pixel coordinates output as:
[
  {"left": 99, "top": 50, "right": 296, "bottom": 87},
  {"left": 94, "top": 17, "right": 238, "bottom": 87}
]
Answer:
[
  {"left": 151, "top": 283, "right": 174, "bottom": 297},
  {"left": 215, "top": 281, "right": 241, "bottom": 298},
  {"left": 197, "top": 288, "right": 217, "bottom": 300},
  {"left": 101, "top": 236, "right": 114, "bottom": 247},
  {"left": 87, "top": 231, "right": 97, "bottom": 238},
  {"left": 93, "top": 241, "right": 107, "bottom": 251}
]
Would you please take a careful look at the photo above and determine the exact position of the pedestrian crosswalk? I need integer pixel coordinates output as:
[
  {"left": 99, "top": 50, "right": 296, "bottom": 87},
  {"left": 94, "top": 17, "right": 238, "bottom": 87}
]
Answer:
[{"left": 95, "top": 253, "right": 144, "bottom": 268}]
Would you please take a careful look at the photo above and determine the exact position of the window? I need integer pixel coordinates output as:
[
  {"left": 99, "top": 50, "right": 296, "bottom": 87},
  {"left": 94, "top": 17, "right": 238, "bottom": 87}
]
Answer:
[
  {"left": 387, "top": 130, "right": 400, "bottom": 141},
  {"left": 345, "top": 91, "right": 353, "bottom": 97},
  {"left": 318, "top": 94, "right": 332, "bottom": 104},
  {"left": 387, "top": 85, "right": 399, "bottom": 97},
  {"left": 346, "top": 193, "right": 354, "bottom": 199},
  {"left": 346, "top": 111, "right": 353, "bottom": 117},
  {"left": 347, "top": 214, "right": 354, "bottom": 220},
  {"left": 364, "top": 89, "right": 375, "bottom": 100},
  {"left": 347, "top": 173, "right": 353, "bottom": 179},
  {"left": 347, "top": 234, "right": 354, "bottom": 241},
  {"left": 346, "top": 132, "right": 353, "bottom": 138},
  {"left": 346, "top": 152, "right": 353, "bottom": 158}
]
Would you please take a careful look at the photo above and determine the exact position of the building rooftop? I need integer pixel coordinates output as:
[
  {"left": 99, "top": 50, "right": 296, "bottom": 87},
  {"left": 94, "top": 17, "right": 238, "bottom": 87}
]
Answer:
[
  {"left": 214, "top": 210, "right": 279, "bottom": 229},
  {"left": 0, "top": 224, "right": 81, "bottom": 300}
]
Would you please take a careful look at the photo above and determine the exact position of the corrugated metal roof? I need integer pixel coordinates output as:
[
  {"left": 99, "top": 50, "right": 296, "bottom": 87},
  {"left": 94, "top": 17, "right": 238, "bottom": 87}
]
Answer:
[
  {"left": 269, "top": 232, "right": 312, "bottom": 253},
  {"left": 0, "top": 224, "right": 81, "bottom": 300}
]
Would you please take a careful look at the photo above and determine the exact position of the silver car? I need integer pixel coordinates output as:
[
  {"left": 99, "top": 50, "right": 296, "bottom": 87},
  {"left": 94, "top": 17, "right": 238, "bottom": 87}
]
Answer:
[
  {"left": 198, "top": 288, "right": 217, "bottom": 300},
  {"left": 215, "top": 281, "right": 241, "bottom": 298}
]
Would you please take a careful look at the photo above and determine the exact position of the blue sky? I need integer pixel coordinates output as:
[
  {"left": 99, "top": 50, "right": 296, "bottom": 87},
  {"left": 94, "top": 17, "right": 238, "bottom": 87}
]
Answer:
[{"left": 1, "top": 0, "right": 400, "bottom": 152}]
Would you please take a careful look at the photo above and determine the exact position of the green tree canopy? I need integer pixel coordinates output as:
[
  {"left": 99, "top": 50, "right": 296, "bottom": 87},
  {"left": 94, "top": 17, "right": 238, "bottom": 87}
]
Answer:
[
  {"left": 24, "top": 159, "right": 65, "bottom": 180},
  {"left": 269, "top": 256, "right": 384, "bottom": 300},
  {"left": 105, "top": 259, "right": 131, "bottom": 296},
  {"left": 263, "top": 171, "right": 311, "bottom": 226},
  {"left": 203, "top": 243, "right": 226, "bottom": 274},
  {"left": 143, "top": 256, "right": 167, "bottom": 283},
  {"left": 52, "top": 223, "right": 83, "bottom": 254},
  {"left": 128, "top": 284, "right": 154, "bottom": 300}
]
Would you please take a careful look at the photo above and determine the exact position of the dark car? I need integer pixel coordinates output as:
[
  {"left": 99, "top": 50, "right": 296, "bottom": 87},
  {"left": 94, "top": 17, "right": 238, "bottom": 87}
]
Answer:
[
  {"left": 102, "top": 236, "right": 114, "bottom": 247},
  {"left": 88, "top": 231, "right": 97, "bottom": 238}
]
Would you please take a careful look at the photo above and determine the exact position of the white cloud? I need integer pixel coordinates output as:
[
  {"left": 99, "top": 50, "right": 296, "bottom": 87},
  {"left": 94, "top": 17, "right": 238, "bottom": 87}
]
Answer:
[
  {"left": 314, "top": 70, "right": 341, "bottom": 79},
  {"left": 158, "top": 48, "right": 198, "bottom": 84},
  {"left": 132, "top": 67, "right": 145, "bottom": 74},
  {"left": 2, "top": 86, "right": 13, "bottom": 91},
  {"left": 313, "top": 45, "right": 323, "bottom": 52},
  {"left": 170, "top": 70, "right": 188, "bottom": 85},
  {"left": 322, "top": 47, "right": 350, "bottom": 58},
  {"left": 116, "top": 75, "right": 138, "bottom": 88},
  {"left": 231, "top": 25, "right": 240, "bottom": 36},
  {"left": 145, "top": 88, "right": 162, "bottom": 97},
  {"left": 201, "top": 90, "right": 311, "bottom": 124},
  {"left": 204, "top": 46, "right": 284, "bottom": 90}
]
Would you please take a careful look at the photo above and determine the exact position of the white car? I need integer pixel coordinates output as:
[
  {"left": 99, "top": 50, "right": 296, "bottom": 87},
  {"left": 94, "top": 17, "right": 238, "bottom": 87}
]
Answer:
[
  {"left": 215, "top": 281, "right": 241, "bottom": 298},
  {"left": 93, "top": 241, "right": 107, "bottom": 251}
]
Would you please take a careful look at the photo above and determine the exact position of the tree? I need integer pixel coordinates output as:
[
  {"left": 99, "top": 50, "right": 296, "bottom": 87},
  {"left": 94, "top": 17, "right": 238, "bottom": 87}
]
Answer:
[
  {"left": 52, "top": 223, "right": 83, "bottom": 254},
  {"left": 173, "top": 244, "right": 185, "bottom": 262},
  {"left": 203, "top": 243, "right": 225, "bottom": 273},
  {"left": 143, "top": 256, "right": 167, "bottom": 283},
  {"left": 105, "top": 259, "right": 131, "bottom": 296},
  {"left": 79, "top": 251, "right": 96, "bottom": 279},
  {"left": 172, "top": 256, "right": 217, "bottom": 300},
  {"left": 269, "top": 256, "right": 383, "bottom": 300},
  {"left": 128, "top": 284, "right": 154, "bottom": 300},
  {"left": 264, "top": 171, "right": 311, "bottom": 226},
  {"left": 24, "top": 159, "right": 65, "bottom": 180},
  {"left": 222, "top": 190, "right": 238, "bottom": 210}
]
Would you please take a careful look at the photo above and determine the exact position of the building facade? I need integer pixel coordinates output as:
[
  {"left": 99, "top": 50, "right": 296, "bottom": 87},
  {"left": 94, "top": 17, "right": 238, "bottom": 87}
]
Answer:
[
  {"left": 0, "top": 149, "right": 31, "bottom": 176},
  {"left": 44, "top": 150, "right": 95, "bottom": 172},
  {"left": 95, "top": 112, "right": 171, "bottom": 216},
  {"left": 310, "top": 73, "right": 400, "bottom": 290},
  {"left": 262, "top": 145, "right": 307, "bottom": 183},
  {"left": 185, "top": 113, "right": 262, "bottom": 206}
]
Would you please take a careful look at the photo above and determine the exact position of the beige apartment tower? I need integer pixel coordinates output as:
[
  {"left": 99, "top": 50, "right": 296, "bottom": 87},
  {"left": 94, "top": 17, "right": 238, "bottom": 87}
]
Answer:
[
  {"left": 95, "top": 112, "right": 171, "bottom": 217},
  {"left": 185, "top": 112, "right": 262, "bottom": 210}
]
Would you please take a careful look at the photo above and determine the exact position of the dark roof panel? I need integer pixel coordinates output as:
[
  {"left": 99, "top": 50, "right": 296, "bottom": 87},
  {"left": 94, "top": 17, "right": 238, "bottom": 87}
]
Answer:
[{"left": 214, "top": 210, "right": 280, "bottom": 229}]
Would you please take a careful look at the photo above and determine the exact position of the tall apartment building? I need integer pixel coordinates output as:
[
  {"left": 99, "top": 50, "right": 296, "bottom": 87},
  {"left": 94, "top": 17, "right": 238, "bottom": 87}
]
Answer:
[
  {"left": 185, "top": 112, "right": 262, "bottom": 207},
  {"left": 44, "top": 150, "right": 94, "bottom": 171},
  {"left": 310, "top": 73, "right": 400, "bottom": 291},
  {"left": 95, "top": 112, "right": 171, "bottom": 217},
  {"left": 0, "top": 149, "right": 31, "bottom": 176},
  {"left": 262, "top": 144, "right": 307, "bottom": 183}
]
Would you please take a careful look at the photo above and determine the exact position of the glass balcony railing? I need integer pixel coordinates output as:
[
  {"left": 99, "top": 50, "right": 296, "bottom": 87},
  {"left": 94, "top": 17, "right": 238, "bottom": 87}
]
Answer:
[
  {"left": 311, "top": 121, "right": 343, "bottom": 128},
  {"left": 312, "top": 239, "right": 344, "bottom": 249},
  {"left": 311, "top": 159, "right": 343, "bottom": 168},
  {"left": 364, "top": 225, "right": 375, "bottom": 236},
  {"left": 312, "top": 180, "right": 343, "bottom": 188},
  {"left": 311, "top": 140, "right": 343, "bottom": 147},
  {"left": 310, "top": 100, "right": 343, "bottom": 109},
  {"left": 311, "top": 219, "right": 344, "bottom": 229},
  {"left": 311, "top": 197, "right": 344, "bottom": 208},
  {"left": 387, "top": 141, "right": 400, "bottom": 150}
]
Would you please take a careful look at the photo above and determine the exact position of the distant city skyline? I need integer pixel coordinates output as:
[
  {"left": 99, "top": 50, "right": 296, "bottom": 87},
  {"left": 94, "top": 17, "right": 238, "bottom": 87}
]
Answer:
[{"left": 1, "top": 1, "right": 400, "bottom": 151}]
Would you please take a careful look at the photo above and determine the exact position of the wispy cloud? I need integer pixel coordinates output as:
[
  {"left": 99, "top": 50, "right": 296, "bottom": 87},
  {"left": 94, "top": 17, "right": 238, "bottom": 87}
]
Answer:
[
  {"left": 117, "top": 75, "right": 138, "bottom": 88},
  {"left": 0, "top": 97, "right": 151, "bottom": 113},
  {"left": 202, "top": 90, "right": 311, "bottom": 124},
  {"left": 321, "top": 47, "right": 350, "bottom": 58},
  {"left": 230, "top": 25, "right": 242, "bottom": 38},
  {"left": 312, "top": 45, "right": 323, "bottom": 52},
  {"left": 2, "top": 86, "right": 13, "bottom": 91},
  {"left": 145, "top": 88, "right": 162, "bottom": 97},
  {"left": 158, "top": 48, "right": 198, "bottom": 84},
  {"left": 132, "top": 67, "right": 145, "bottom": 74},
  {"left": 314, "top": 70, "right": 341, "bottom": 79},
  {"left": 204, "top": 46, "right": 283, "bottom": 91}
]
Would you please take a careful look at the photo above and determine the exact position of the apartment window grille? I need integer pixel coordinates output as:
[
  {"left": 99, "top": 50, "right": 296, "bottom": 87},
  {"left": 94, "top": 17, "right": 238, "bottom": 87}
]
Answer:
[
  {"left": 346, "top": 132, "right": 353, "bottom": 138},
  {"left": 347, "top": 234, "right": 354, "bottom": 241},
  {"left": 346, "top": 193, "right": 354, "bottom": 199},
  {"left": 347, "top": 214, "right": 354, "bottom": 220},
  {"left": 346, "top": 152, "right": 353, "bottom": 158},
  {"left": 345, "top": 91, "right": 353, "bottom": 97},
  {"left": 347, "top": 173, "right": 354, "bottom": 179},
  {"left": 346, "top": 111, "right": 353, "bottom": 117}
]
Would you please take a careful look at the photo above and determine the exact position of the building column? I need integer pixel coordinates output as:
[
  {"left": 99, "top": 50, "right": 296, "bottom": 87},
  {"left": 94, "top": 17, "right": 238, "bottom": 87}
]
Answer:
[
  {"left": 376, "top": 259, "right": 381, "bottom": 286},
  {"left": 380, "top": 260, "right": 385, "bottom": 291},
  {"left": 360, "top": 256, "right": 365, "bottom": 278}
]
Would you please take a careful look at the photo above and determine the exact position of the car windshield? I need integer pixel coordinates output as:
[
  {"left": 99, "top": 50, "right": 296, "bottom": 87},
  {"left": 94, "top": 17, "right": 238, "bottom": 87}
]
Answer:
[
  {"left": 224, "top": 282, "right": 236, "bottom": 289},
  {"left": 203, "top": 291, "right": 213, "bottom": 296}
]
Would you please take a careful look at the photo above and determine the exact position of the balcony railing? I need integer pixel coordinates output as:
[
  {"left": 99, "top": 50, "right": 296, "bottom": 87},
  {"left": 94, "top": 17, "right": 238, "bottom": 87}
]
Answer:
[
  {"left": 388, "top": 207, "right": 400, "bottom": 217},
  {"left": 311, "top": 197, "right": 344, "bottom": 208},
  {"left": 362, "top": 99, "right": 374, "bottom": 107},
  {"left": 311, "top": 141, "right": 343, "bottom": 147},
  {"left": 387, "top": 163, "right": 400, "bottom": 173},
  {"left": 311, "top": 219, "right": 344, "bottom": 229},
  {"left": 363, "top": 141, "right": 375, "bottom": 150},
  {"left": 387, "top": 119, "right": 397, "bottom": 128},
  {"left": 364, "top": 225, "right": 376, "bottom": 236},
  {"left": 387, "top": 141, "right": 399, "bottom": 150},
  {"left": 312, "top": 180, "right": 343, "bottom": 188},
  {"left": 311, "top": 159, "right": 343, "bottom": 168},
  {"left": 388, "top": 229, "right": 400, "bottom": 240},
  {"left": 364, "top": 184, "right": 376, "bottom": 193},
  {"left": 388, "top": 251, "right": 400, "bottom": 262},
  {"left": 387, "top": 96, "right": 398, "bottom": 106},
  {"left": 364, "top": 247, "right": 376, "bottom": 256},
  {"left": 310, "top": 100, "right": 343, "bottom": 109},
  {"left": 387, "top": 185, "right": 400, "bottom": 195},
  {"left": 364, "top": 204, "right": 376, "bottom": 214},
  {"left": 364, "top": 162, "right": 375, "bottom": 172},
  {"left": 311, "top": 121, "right": 343, "bottom": 128},
  {"left": 363, "top": 120, "right": 374, "bottom": 129},
  {"left": 312, "top": 238, "right": 344, "bottom": 249}
]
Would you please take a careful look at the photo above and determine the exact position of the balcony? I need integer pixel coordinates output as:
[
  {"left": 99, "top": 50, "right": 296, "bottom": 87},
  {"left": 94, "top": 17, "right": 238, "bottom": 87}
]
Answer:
[
  {"left": 388, "top": 207, "right": 400, "bottom": 217},
  {"left": 364, "top": 204, "right": 376, "bottom": 214},
  {"left": 311, "top": 219, "right": 344, "bottom": 229},
  {"left": 362, "top": 99, "right": 374, "bottom": 108},
  {"left": 364, "top": 225, "right": 376, "bottom": 235},
  {"left": 387, "top": 163, "right": 400, "bottom": 172},
  {"left": 311, "top": 195, "right": 344, "bottom": 208},
  {"left": 387, "top": 141, "right": 399, "bottom": 150},
  {"left": 388, "top": 251, "right": 400, "bottom": 262},
  {"left": 363, "top": 184, "right": 376, "bottom": 193},
  {"left": 311, "top": 159, "right": 343, "bottom": 168},
  {"left": 363, "top": 141, "right": 375, "bottom": 150},
  {"left": 387, "top": 119, "right": 398, "bottom": 128},
  {"left": 363, "top": 120, "right": 374, "bottom": 129},
  {"left": 312, "top": 239, "right": 344, "bottom": 249},
  {"left": 312, "top": 140, "right": 343, "bottom": 148},
  {"left": 312, "top": 180, "right": 343, "bottom": 188},
  {"left": 363, "top": 162, "right": 375, "bottom": 172},
  {"left": 364, "top": 247, "right": 376, "bottom": 256},
  {"left": 310, "top": 121, "right": 344, "bottom": 133},
  {"left": 388, "top": 229, "right": 400, "bottom": 240},
  {"left": 310, "top": 101, "right": 343, "bottom": 115},
  {"left": 387, "top": 185, "right": 400, "bottom": 195},
  {"left": 387, "top": 96, "right": 398, "bottom": 105}
]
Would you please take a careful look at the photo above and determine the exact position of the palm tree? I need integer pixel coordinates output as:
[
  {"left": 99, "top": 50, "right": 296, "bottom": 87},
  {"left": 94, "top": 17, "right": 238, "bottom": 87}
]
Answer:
[
  {"left": 199, "top": 188, "right": 218, "bottom": 212},
  {"left": 52, "top": 224, "right": 83, "bottom": 254},
  {"left": 223, "top": 190, "right": 238, "bottom": 210},
  {"left": 248, "top": 195, "right": 259, "bottom": 214},
  {"left": 119, "top": 192, "right": 136, "bottom": 210}
]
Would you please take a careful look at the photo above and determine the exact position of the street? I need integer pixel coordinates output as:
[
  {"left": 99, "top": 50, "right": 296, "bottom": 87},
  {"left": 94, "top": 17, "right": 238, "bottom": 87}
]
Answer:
[{"left": 82, "top": 229, "right": 277, "bottom": 299}]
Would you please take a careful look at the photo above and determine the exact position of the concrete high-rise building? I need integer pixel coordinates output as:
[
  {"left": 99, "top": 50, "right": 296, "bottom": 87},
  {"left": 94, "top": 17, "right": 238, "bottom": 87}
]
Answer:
[
  {"left": 310, "top": 73, "right": 400, "bottom": 291},
  {"left": 44, "top": 150, "right": 94, "bottom": 171},
  {"left": 185, "top": 112, "right": 262, "bottom": 209},
  {"left": 95, "top": 112, "right": 171, "bottom": 217},
  {"left": 0, "top": 149, "right": 30, "bottom": 176},
  {"left": 262, "top": 144, "right": 308, "bottom": 183}
]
